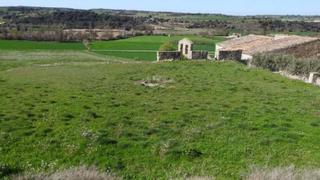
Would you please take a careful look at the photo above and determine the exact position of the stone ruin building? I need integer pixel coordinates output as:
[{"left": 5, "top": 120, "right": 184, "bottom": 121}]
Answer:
[
  {"left": 157, "top": 38, "right": 208, "bottom": 61},
  {"left": 215, "top": 34, "right": 320, "bottom": 61},
  {"left": 215, "top": 34, "right": 320, "bottom": 86}
]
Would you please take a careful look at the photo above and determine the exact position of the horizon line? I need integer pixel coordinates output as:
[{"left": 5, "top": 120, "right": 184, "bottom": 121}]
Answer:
[{"left": 1, "top": 5, "right": 320, "bottom": 17}]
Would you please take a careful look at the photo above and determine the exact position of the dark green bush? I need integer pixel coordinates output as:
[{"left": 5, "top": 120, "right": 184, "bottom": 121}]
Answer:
[{"left": 252, "top": 53, "right": 320, "bottom": 76}]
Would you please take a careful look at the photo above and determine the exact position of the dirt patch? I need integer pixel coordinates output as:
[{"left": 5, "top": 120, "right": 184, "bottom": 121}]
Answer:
[
  {"left": 11, "top": 166, "right": 118, "bottom": 180},
  {"left": 246, "top": 166, "right": 320, "bottom": 180},
  {"left": 138, "top": 76, "right": 174, "bottom": 88}
]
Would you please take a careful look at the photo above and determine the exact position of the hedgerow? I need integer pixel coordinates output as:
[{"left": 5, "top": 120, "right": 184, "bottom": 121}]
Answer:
[{"left": 252, "top": 53, "right": 320, "bottom": 76}]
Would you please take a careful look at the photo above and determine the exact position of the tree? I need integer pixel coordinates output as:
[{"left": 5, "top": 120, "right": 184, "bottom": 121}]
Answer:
[{"left": 159, "top": 41, "right": 176, "bottom": 51}]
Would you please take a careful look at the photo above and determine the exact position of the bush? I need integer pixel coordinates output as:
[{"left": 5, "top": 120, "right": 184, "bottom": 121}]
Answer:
[
  {"left": 252, "top": 53, "right": 320, "bottom": 76},
  {"left": 0, "top": 164, "right": 22, "bottom": 179},
  {"left": 159, "top": 41, "right": 176, "bottom": 51}
]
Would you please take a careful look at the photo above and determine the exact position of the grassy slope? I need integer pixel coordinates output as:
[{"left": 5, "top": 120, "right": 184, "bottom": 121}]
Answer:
[
  {"left": 0, "top": 40, "right": 85, "bottom": 50},
  {"left": 90, "top": 35, "right": 225, "bottom": 61},
  {"left": 94, "top": 51, "right": 157, "bottom": 62},
  {"left": 0, "top": 50, "right": 116, "bottom": 71},
  {"left": 1, "top": 57, "right": 320, "bottom": 179}
]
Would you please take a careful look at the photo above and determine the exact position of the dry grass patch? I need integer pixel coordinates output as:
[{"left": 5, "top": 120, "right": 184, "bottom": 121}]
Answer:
[
  {"left": 12, "top": 166, "right": 119, "bottom": 180},
  {"left": 246, "top": 166, "right": 320, "bottom": 180},
  {"left": 186, "top": 176, "right": 214, "bottom": 180}
]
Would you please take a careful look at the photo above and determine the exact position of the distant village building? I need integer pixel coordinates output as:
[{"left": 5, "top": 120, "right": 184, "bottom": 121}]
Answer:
[
  {"left": 226, "top": 33, "right": 241, "bottom": 39},
  {"left": 157, "top": 38, "right": 208, "bottom": 61},
  {"left": 215, "top": 34, "right": 320, "bottom": 61}
]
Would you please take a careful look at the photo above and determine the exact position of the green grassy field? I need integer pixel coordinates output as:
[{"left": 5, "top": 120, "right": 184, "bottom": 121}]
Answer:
[
  {"left": 90, "top": 35, "right": 225, "bottom": 61},
  {"left": 0, "top": 40, "right": 85, "bottom": 50},
  {"left": 0, "top": 50, "right": 114, "bottom": 71},
  {"left": 94, "top": 51, "right": 157, "bottom": 61},
  {"left": 1, "top": 51, "right": 320, "bottom": 179},
  {"left": 0, "top": 36, "right": 225, "bottom": 61}
]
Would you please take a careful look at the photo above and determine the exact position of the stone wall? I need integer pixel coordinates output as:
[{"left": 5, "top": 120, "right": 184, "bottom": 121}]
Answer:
[
  {"left": 157, "top": 51, "right": 181, "bottom": 61},
  {"left": 279, "top": 71, "right": 320, "bottom": 87},
  {"left": 216, "top": 50, "right": 242, "bottom": 61},
  {"left": 191, "top": 51, "right": 208, "bottom": 59}
]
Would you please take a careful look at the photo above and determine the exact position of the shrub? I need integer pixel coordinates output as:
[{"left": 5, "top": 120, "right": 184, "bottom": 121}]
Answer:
[
  {"left": 251, "top": 53, "right": 292, "bottom": 72},
  {"left": 159, "top": 41, "right": 176, "bottom": 51},
  {"left": 252, "top": 53, "right": 320, "bottom": 76},
  {"left": 0, "top": 164, "right": 22, "bottom": 179}
]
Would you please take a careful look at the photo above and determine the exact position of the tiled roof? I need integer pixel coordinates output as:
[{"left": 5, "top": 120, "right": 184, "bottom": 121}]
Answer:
[{"left": 217, "top": 34, "right": 319, "bottom": 55}]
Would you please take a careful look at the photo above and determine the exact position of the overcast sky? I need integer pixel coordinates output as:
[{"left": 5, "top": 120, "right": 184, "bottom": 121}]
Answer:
[{"left": 1, "top": 0, "right": 319, "bottom": 15}]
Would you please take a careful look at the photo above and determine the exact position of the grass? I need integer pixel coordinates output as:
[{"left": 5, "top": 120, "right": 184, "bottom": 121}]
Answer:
[
  {"left": 95, "top": 51, "right": 157, "bottom": 61},
  {"left": 90, "top": 35, "right": 225, "bottom": 61},
  {"left": 2, "top": 52, "right": 320, "bottom": 179},
  {"left": 0, "top": 36, "right": 224, "bottom": 61},
  {"left": 0, "top": 50, "right": 114, "bottom": 71},
  {"left": 0, "top": 40, "right": 86, "bottom": 50}
]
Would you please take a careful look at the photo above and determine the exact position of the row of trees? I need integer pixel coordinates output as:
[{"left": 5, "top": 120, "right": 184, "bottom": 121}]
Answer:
[
  {"left": 187, "top": 19, "right": 320, "bottom": 34},
  {"left": 0, "top": 28, "right": 154, "bottom": 41},
  {"left": 3, "top": 10, "right": 152, "bottom": 30}
]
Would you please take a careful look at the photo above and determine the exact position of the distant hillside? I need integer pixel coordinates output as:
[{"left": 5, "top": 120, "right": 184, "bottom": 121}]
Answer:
[{"left": 0, "top": 6, "right": 319, "bottom": 41}]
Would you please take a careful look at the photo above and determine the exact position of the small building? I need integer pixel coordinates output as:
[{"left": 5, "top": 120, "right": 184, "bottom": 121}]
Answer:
[
  {"left": 178, "top": 38, "right": 193, "bottom": 59},
  {"left": 157, "top": 38, "right": 208, "bottom": 61},
  {"left": 215, "top": 34, "right": 320, "bottom": 61}
]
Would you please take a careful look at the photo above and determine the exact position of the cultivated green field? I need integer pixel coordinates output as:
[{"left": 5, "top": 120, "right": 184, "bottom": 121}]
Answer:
[
  {"left": 90, "top": 35, "right": 225, "bottom": 61},
  {"left": 0, "top": 36, "right": 224, "bottom": 62},
  {"left": 1, "top": 49, "right": 320, "bottom": 179},
  {"left": 0, "top": 40, "right": 85, "bottom": 50}
]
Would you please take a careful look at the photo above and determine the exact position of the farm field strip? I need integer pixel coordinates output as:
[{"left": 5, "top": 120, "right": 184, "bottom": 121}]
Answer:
[
  {"left": 0, "top": 36, "right": 225, "bottom": 62},
  {"left": 90, "top": 35, "right": 225, "bottom": 61},
  {"left": 0, "top": 40, "right": 86, "bottom": 50},
  {"left": 0, "top": 50, "right": 135, "bottom": 71},
  {"left": 91, "top": 49, "right": 158, "bottom": 52}
]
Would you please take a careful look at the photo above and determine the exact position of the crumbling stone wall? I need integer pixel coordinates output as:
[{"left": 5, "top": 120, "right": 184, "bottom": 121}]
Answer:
[
  {"left": 217, "top": 50, "right": 242, "bottom": 61},
  {"left": 279, "top": 71, "right": 320, "bottom": 87},
  {"left": 309, "top": 72, "right": 320, "bottom": 85},
  {"left": 157, "top": 38, "right": 209, "bottom": 61},
  {"left": 157, "top": 51, "right": 181, "bottom": 61},
  {"left": 192, "top": 51, "right": 208, "bottom": 59}
]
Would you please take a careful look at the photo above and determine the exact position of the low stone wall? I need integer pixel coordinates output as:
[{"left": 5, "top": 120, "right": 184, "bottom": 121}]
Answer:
[
  {"left": 217, "top": 50, "right": 242, "bottom": 61},
  {"left": 278, "top": 71, "right": 320, "bottom": 87},
  {"left": 157, "top": 51, "right": 181, "bottom": 61},
  {"left": 192, "top": 51, "right": 208, "bottom": 59},
  {"left": 157, "top": 50, "right": 209, "bottom": 61},
  {"left": 308, "top": 72, "right": 320, "bottom": 84}
]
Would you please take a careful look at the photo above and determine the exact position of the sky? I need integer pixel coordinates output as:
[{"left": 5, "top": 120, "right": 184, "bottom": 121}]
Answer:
[{"left": 0, "top": 0, "right": 319, "bottom": 16}]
